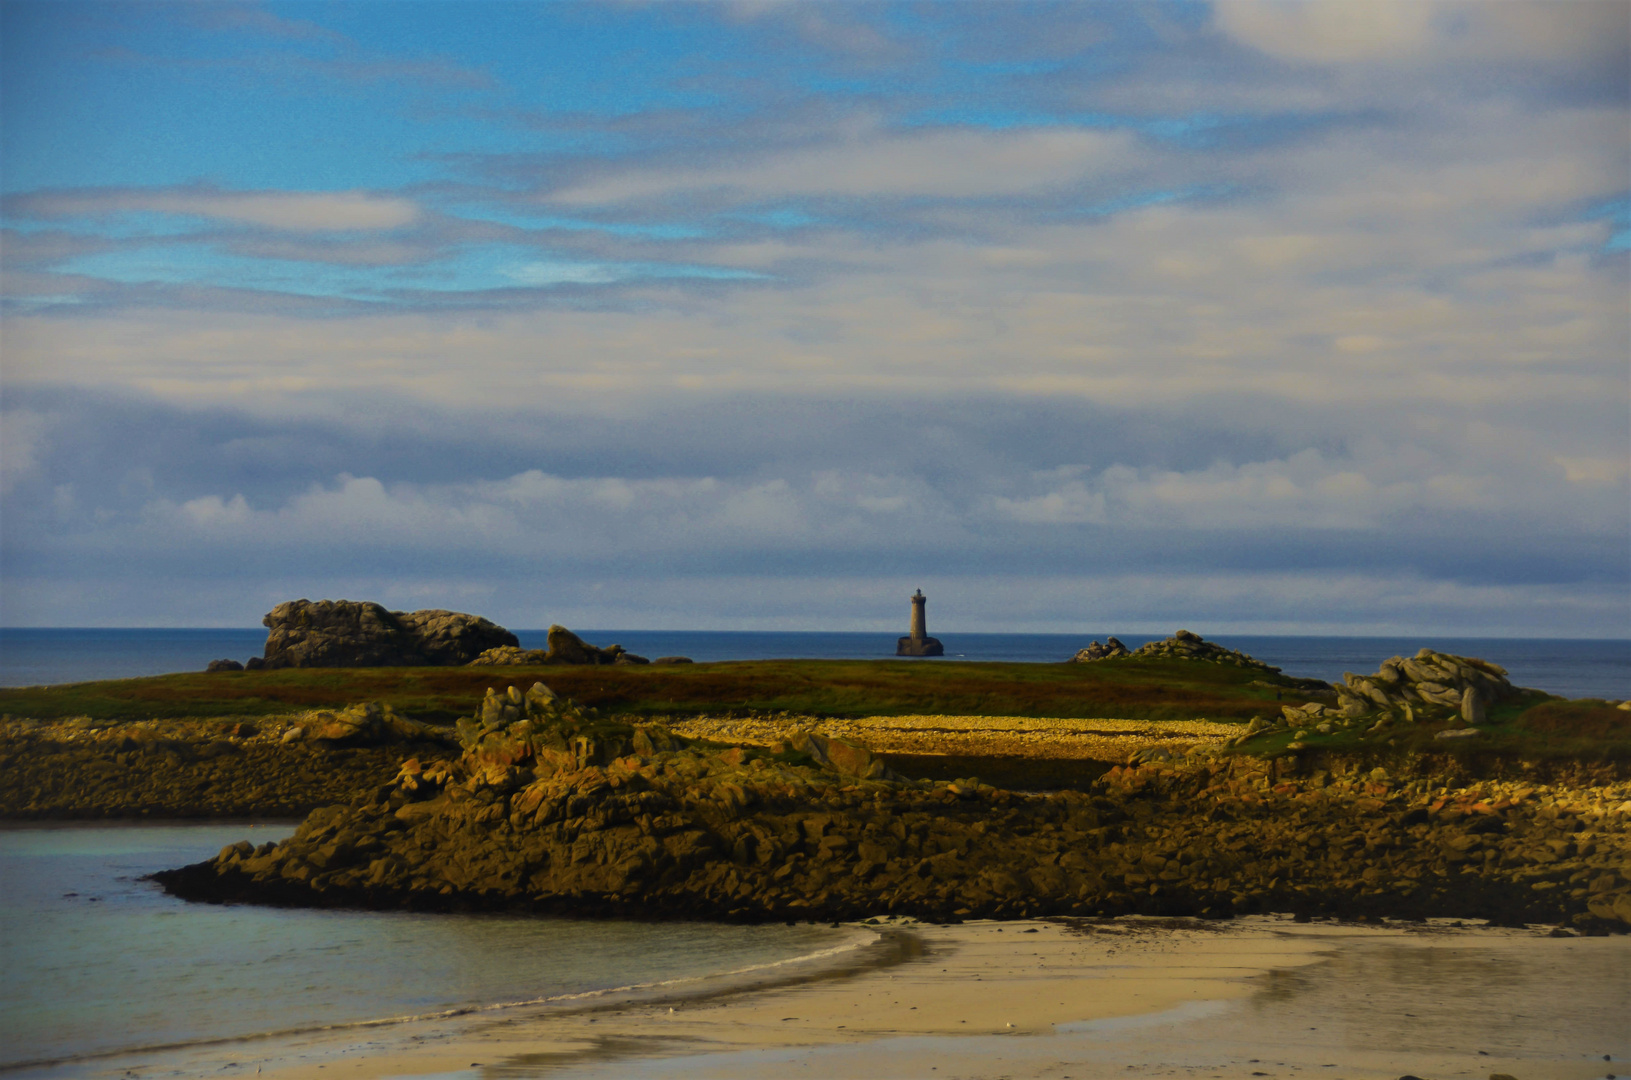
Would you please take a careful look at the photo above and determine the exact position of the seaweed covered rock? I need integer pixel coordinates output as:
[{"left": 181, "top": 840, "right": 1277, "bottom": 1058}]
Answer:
[
  {"left": 295, "top": 702, "right": 454, "bottom": 746},
  {"left": 261, "top": 600, "right": 517, "bottom": 669},
  {"left": 0, "top": 715, "right": 453, "bottom": 819}
]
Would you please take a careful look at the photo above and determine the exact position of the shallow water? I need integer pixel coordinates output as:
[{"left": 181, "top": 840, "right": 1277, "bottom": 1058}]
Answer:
[
  {"left": 3, "top": 628, "right": 1626, "bottom": 699},
  {"left": 0, "top": 823, "right": 856, "bottom": 1071}
]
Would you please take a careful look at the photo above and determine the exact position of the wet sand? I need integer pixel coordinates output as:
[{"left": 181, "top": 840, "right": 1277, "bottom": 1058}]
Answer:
[{"left": 140, "top": 916, "right": 1627, "bottom": 1080}]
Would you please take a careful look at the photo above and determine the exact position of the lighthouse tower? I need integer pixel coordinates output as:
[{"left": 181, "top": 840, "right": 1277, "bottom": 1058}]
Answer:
[{"left": 896, "top": 589, "right": 944, "bottom": 657}]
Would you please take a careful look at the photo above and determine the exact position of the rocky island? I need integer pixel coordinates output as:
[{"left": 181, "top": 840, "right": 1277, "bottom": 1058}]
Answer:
[
  {"left": 4, "top": 622, "right": 1627, "bottom": 932},
  {"left": 150, "top": 637, "right": 1631, "bottom": 932}
]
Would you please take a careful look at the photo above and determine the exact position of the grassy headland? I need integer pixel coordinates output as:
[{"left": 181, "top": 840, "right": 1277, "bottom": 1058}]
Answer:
[{"left": 0, "top": 656, "right": 1322, "bottom": 725}]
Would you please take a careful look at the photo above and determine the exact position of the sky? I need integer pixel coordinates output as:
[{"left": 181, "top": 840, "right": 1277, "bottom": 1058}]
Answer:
[{"left": 1, "top": 0, "right": 1627, "bottom": 637}]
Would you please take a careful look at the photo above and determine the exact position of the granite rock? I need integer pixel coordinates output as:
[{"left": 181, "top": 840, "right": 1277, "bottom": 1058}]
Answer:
[
  {"left": 261, "top": 600, "right": 517, "bottom": 669},
  {"left": 1070, "top": 637, "right": 1129, "bottom": 662}
]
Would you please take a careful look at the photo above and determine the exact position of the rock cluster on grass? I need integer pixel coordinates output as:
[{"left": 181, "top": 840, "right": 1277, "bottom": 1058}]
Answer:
[
  {"left": 1335, "top": 649, "right": 1519, "bottom": 724},
  {"left": 1069, "top": 637, "right": 1130, "bottom": 662},
  {"left": 253, "top": 600, "right": 518, "bottom": 670},
  {"left": 467, "top": 625, "right": 687, "bottom": 667},
  {"left": 1070, "top": 630, "right": 1301, "bottom": 681},
  {"left": 1230, "top": 650, "right": 1523, "bottom": 749},
  {"left": 1126, "top": 630, "right": 1288, "bottom": 672},
  {"left": 156, "top": 683, "right": 1631, "bottom": 932}
]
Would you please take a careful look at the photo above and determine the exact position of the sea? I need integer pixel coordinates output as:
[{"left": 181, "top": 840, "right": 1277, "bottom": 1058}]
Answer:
[
  {"left": 0, "top": 628, "right": 1626, "bottom": 1073},
  {"left": 0, "top": 823, "right": 863, "bottom": 1074},
  {"left": 0, "top": 627, "right": 1626, "bottom": 699}
]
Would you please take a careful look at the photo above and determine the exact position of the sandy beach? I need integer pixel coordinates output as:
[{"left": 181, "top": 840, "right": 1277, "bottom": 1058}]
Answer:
[{"left": 126, "top": 915, "right": 1626, "bottom": 1080}]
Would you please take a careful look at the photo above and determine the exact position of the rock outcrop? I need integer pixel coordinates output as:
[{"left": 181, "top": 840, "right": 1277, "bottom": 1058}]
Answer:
[
  {"left": 467, "top": 625, "right": 652, "bottom": 666},
  {"left": 1069, "top": 637, "right": 1129, "bottom": 662},
  {"left": 1335, "top": 649, "right": 1519, "bottom": 724},
  {"left": 206, "top": 659, "right": 244, "bottom": 673},
  {"left": 1128, "top": 630, "right": 1285, "bottom": 672},
  {"left": 467, "top": 646, "right": 550, "bottom": 666},
  {"left": 1229, "top": 650, "right": 1525, "bottom": 749},
  {"left": 542, "top": 624, "right": 649, "bottom": 664},
  {"left": 260, "top": 600, "right": 518, "bottom": 669},
  {"left": 156, "top": 685, "right": 1631, "bottom": 932},
  {"left": 1071, "top": 630, "right": 1327, "bottom": 690}
]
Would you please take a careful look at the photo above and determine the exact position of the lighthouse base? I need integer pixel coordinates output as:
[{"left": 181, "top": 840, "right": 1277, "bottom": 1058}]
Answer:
[{"left": 895, "top": 635, "right": 944, "bottom": 657}]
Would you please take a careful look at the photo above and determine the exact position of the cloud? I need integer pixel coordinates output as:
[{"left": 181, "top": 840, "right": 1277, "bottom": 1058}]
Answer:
[
  {"left": 12, "top": 188, "right": 421, "bottom": 233},
  {"left": 0, "top": 2, "right": 1623, "bottom": 635},
  {"left": 1213, "top": 1, "right": 1436, "bottom": 63},
  {"left": 549, "top": 126, "right": 1139, "bottom": 205},
  {"left": 1214, "top": 0, "right": 1628, "bottom": 67},
  {"left": 176, "top": 4, "right": 348, "bottom": 46},
  {"left": 0, "top": 408, "right": 50, "bottom": 495},
  {"left": 0, "top": 386, "right": 1622, "bottom": 633}
]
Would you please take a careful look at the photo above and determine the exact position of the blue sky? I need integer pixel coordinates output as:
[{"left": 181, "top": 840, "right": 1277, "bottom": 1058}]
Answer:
[{"left": 2, "top": 1, "right": 1627, "bottom": 635}]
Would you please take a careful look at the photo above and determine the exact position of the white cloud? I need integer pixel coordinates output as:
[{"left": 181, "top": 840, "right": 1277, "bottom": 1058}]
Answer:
[
  {"left": 19, "top": 189, "right": 421, "bottom": 232},
  {"left": 991, "top": 438, "right": 1625, "bottom": 533},
  {"left": 551, "top": 127, "right": 1138, "bottom": 205},
  {"left": 1213, "top": 0, "right": 1627, "bottom": 66},
  {"left": 1556, "top": 456, "right": 1629, "bottom": 486},
  {"left": 1214, "top": 1, "right": 1435, "bottom": 63},
  {"left": 0, "top": 409, "right": 50, "bottom": 494}
]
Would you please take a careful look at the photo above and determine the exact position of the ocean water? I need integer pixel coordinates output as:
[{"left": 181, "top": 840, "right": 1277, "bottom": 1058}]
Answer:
[
  {"left": 1, "top": 628, "right": 1625, "bottom": 699},
  {"left": 0, "top": 823, "right": 859, "bottom": 1073}
]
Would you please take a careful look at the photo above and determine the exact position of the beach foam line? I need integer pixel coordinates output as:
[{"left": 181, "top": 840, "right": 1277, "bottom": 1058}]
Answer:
[{"left": 0, "top": 926, "right": 889, "bottom": 1074}]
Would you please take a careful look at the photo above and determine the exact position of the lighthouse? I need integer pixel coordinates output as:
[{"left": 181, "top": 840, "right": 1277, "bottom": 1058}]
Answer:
[{"left": 896, "top": 589, "right": 944, "bottom": 657}]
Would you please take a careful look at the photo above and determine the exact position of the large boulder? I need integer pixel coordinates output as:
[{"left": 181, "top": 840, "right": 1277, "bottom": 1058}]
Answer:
[
  {"left": 260, "top": 600, "right": 517, "bottom": 669},
  {"left": 1335, "top": 649, "right": 1519, "bottom": 722},
  {"left": 542, "top": 625, "right": 648, "bottom": 665}
]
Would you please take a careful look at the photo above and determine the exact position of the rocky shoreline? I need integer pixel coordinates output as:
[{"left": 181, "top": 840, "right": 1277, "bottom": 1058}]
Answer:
[
  {"left": 0, "top": 710, "right": 454, "bottom": 819},
  {"left": 151, "top": 680, "right": 1631, "bottom": 933}
]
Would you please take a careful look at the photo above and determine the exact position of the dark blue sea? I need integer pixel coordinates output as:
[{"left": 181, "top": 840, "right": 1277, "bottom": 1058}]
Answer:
[{"left": 0, "top": 628, "right": 1625, "bottom": 700}]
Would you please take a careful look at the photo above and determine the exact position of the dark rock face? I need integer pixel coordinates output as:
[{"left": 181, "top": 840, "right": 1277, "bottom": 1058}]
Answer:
[
  {"left": 896, "top": 636, "right": 944, "bottom": 657},
  {"left": 260, "top": 600, "right": 517, "bottom": 669},
  {"left": 153, "top": 686, "right": 1631, "bottom": 932},
  {"left": 205, "top": 659, "right": 244, "bottom": 673},
  {"left": 467, "top": 628, "right": 664, "bottom": 668},
  {"left": 544, "top": 624, "right": 648, "bottom": 664}
]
